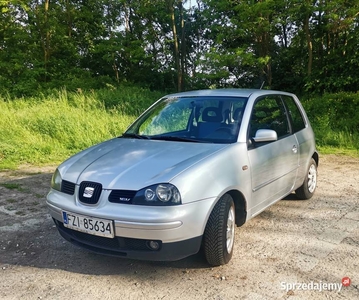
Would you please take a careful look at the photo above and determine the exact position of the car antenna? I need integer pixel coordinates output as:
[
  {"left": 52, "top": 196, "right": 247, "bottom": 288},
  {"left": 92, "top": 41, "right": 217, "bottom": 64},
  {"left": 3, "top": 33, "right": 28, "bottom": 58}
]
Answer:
[{"left": 260, "top": 81, "right": 265, "bottom": 89}]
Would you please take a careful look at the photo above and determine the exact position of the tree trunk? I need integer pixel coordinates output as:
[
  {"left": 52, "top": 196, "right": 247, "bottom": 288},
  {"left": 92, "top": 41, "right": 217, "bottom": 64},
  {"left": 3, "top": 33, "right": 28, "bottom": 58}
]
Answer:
[
  {"left": 304, "top": 13, "right": 313, "bottom": 76},
  {"left": 44, "top": 0, "right": 50, "bottom": 63},
  {"left": 169, "top": 1, "right": 181, "bottom": 92},
  {"left": 65, "top": 0, "right": 72, "bottom": 38},
  {"left": 38, "top": 0, "right": 50, "bottom": 82},
  {"left": 180, "top": 0, "right": 185, "bottom": 91}
]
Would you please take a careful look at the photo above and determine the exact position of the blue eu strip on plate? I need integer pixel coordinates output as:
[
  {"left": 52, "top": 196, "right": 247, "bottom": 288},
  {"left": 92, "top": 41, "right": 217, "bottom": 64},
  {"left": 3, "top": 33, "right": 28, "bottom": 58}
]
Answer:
[{"left": 62, "top": 211, "right": 68, "bottom": 224}]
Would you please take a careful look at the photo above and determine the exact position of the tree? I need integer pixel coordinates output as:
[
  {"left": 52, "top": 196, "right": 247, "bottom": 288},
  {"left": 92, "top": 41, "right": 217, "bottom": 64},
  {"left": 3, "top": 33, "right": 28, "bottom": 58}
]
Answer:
[
  {"left": 1, "top": 0, "right": 359, "bottom": 96},
  {"left": 200, "top": 0, "right": 279, "bottom": 88}
]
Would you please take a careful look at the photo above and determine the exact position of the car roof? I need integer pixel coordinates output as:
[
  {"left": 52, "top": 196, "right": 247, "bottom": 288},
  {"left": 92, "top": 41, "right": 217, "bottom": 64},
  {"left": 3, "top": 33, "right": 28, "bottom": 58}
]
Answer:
[{"left": 164, "top": 88, "right": 295, "bottom": 98}]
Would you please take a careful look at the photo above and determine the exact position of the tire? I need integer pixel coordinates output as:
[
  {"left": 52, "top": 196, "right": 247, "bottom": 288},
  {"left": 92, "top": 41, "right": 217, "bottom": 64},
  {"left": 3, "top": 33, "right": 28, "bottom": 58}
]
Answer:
[
  {"left": 203, "top": 194, "right": 235, "bottom": 266},
  {"left": 295, "top": 158, "right": 318, "bottom": 200}
]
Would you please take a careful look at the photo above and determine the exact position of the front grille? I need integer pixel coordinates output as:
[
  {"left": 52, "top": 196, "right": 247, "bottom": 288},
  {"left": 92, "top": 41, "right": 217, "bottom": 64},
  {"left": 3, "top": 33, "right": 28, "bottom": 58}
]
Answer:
[
  {"left": 61, "top": 180, "right": 75, "bottom": 195},
  {"left": 55, "top": 220, "right": 161, "bottom": 252},
  {"left": 108, "top": 190, "right": 137, "bottom": 204},
  {"left": 78, "top": 181, "right": 102, "bottom": 204}
]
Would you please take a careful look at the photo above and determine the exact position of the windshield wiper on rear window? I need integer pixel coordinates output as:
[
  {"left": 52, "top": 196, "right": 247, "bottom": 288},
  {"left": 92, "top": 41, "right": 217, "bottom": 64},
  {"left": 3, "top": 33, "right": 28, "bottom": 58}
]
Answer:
[
  {"left": 150, "top": 136, "right": 201, "bottom": 143},
  {"left": 121, "top": 133, "right": 151, "bottom": 140}
]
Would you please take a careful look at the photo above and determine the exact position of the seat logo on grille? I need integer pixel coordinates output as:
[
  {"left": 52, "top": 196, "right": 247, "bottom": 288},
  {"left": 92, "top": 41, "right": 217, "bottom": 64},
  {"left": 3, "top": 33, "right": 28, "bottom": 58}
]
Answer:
[{"left": 83, "top": 187, "right": 95, "bottom": 198}]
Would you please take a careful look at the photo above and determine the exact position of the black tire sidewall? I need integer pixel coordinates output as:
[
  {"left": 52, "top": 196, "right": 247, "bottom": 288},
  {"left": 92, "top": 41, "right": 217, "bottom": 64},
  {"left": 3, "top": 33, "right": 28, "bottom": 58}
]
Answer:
[
  {"left": 204, "top": 194, "right": 235, "bottom": 266},
  {"left": 221, "top": 196, "right": 235, "bottom": 263}
]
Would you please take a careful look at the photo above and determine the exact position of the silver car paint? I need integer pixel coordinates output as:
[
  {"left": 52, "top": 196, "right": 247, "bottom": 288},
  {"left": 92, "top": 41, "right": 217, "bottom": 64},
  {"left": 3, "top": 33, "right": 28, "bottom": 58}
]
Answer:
[
  {"left": 47, "top": 141, "right": 251, "bottom": 242},
  {"left": 47, "top": 192, "right": 217, "bottom": 242},
  {"left": 60, "top": 138, "right": 228, "bottom": 190},
  {"left": 47, "top": 89, "right": 317, "bottom": 246}
]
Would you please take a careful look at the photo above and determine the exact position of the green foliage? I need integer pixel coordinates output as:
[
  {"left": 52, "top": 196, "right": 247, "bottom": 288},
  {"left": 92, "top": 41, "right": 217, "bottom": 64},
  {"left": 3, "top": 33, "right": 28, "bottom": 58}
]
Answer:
[
  {"left": 0, "top": 183, "right": 22, "bottom": 190},
  {"left": 1, "top": 1, "right": 359, "bottom": 166},
  {"left": 200, "top": 0, "right": 277, "bottom": 88},
  {"left": 302, "top": 92, "right": 359, "bottom": 151},
  {"left": 0, "top": 86, "right": 161, "bottom": 169},
  {"left": 303, "top": 92, "right": 359, "bottom": 133},
  {"left": 0, "top": 87, "right": 358, "bottom": 170},
  {"left": 1, "top": 1, "right": 359, "bottom": 95}
]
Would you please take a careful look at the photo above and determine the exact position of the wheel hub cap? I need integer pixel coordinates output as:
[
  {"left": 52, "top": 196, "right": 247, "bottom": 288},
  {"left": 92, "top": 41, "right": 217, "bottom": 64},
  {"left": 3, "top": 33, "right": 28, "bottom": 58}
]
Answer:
[
  {"left": 308, "top": 164, "right": 317, "bottom": 193},
  {"left": 226, "top": 206, "right": 235, "bottom": 253}
]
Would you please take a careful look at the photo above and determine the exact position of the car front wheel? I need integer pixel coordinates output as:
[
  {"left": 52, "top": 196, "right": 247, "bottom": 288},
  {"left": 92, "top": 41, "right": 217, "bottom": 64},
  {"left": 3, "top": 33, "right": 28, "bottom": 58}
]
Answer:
[
  {"left": 295, "top": 158, "right": 318, "bottom": 200},
  {"left": 203, "top": 194, "right": 235, "bottom": 266}
]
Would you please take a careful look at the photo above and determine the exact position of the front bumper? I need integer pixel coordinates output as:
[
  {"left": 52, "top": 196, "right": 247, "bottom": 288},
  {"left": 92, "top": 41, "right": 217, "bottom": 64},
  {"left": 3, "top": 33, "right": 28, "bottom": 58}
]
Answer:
[
  {"left": 53, "top": 217, "right": 202, "bottom": 261},
  {"left": 47, "top": 188, "right": 216, "bottom": 261}
]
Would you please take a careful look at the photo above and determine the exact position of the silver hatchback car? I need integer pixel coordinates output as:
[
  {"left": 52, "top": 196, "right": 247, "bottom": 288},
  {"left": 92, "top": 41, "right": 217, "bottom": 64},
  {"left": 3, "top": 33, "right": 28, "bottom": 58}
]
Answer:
[{"left": 47, "top": 89, "right": 318, "bottom": 266}]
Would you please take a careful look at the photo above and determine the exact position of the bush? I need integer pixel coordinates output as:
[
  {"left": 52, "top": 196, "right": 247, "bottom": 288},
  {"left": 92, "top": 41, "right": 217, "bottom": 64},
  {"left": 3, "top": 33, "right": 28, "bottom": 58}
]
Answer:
[
  {"left": 1, "top": 88, "right": 358, "bottom": 170},
  {"left": 302, "top": 92, "right": 359, "bottom": 150}
]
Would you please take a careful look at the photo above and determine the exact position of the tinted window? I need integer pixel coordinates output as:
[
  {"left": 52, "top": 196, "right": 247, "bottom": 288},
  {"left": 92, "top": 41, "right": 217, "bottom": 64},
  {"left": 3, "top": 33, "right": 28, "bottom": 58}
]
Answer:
[
  {"left": 249, "top": 96, "right": 290, "bottom": 139},
  {"left": 281, "top": 95, "right": 306, "bottom": 133}
]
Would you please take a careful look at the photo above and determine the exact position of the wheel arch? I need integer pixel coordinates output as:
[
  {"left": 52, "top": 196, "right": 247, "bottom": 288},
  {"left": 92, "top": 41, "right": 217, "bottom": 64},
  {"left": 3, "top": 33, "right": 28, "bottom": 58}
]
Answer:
[
  {"left": 226, "top": 189, "right": 247, "bottom": 227},
  {"left": 312, "top": 151, "right": 319, "bottom": 167}
]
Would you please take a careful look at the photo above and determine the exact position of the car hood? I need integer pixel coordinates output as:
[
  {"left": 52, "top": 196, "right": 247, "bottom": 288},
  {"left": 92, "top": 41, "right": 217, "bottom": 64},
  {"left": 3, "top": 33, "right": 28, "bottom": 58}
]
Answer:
[{"left": 60, "top": 138, "right": 228, "bottom": 190}]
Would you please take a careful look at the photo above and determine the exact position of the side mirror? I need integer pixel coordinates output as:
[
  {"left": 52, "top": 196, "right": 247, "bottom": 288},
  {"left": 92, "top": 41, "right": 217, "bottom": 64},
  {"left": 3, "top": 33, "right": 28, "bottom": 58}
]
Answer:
[{"left": 253, "top": 129, "right": 277, "bottom": 143}]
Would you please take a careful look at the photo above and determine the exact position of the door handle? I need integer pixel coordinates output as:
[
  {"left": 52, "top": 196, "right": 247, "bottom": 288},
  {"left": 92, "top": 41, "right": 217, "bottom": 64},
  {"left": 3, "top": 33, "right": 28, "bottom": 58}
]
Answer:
[{"left": 292, "top": 145, "right": 298, "bottom": 153}]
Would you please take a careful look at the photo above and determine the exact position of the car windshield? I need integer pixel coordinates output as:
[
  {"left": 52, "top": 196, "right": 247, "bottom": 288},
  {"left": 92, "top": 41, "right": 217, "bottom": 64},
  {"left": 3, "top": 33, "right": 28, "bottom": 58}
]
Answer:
[{"left": 124, "top": 96, "right": 248, "bottom": 143}]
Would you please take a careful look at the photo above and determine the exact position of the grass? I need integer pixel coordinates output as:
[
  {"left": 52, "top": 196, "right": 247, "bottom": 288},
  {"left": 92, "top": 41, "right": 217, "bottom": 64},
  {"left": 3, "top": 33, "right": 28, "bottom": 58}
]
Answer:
[
  {"left": 317, "top": 146, "right": 359, "bottom": 157},
  {"left": 309, "top": 121, "right": 359, "bottom": 158},
  {"left": 312, "top": 122, "right": 359, "bottom": 157},
  {"left": 0, "top": 86, "right": 162, "bottom": 170},
  {"left": 0, "top": 183, "right": 30, "bottom": 192},
  {"left": 0, "top": 183, "right": 22, "bottom": 189},
  {"left": 0, "top": 87, "right": 358, "bottom": 170},
  {"left": 302, "top": 92, "right": 359, "bottom": 156}
]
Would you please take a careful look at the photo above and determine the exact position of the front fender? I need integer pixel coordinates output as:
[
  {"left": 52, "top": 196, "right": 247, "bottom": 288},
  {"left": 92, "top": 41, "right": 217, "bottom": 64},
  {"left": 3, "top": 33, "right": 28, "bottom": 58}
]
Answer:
[{"left": 171, "top": 142, "right": 251, "bottom": 234}]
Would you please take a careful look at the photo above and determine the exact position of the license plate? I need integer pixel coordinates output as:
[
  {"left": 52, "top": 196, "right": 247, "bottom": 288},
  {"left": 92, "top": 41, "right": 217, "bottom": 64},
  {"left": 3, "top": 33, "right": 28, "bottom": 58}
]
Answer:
[{"left": 62, "top": 211, "right": 114, "bottom": 238}]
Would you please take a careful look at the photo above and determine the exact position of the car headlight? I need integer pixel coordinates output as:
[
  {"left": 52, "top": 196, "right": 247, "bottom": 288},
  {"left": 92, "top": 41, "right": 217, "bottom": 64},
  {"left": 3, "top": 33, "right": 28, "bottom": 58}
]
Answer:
[
  {"left": 133, "top": 183, "right": 182, "bottom": 206},
  {"left": 51, "top": 168, "right": 62, "bottom": 191}
]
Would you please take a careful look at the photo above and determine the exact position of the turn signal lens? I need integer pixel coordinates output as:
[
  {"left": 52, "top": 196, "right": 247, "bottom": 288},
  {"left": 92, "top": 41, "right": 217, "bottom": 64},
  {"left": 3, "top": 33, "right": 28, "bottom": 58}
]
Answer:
[{"left": 51, "top": 169, "right": 62, "bottom": 191}]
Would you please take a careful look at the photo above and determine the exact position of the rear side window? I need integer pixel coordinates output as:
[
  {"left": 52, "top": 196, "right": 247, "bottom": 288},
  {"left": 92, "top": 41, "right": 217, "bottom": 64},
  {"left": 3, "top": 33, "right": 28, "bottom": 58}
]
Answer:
[{"left": 282, "top": 96, "right": 306, "bottom": 133}]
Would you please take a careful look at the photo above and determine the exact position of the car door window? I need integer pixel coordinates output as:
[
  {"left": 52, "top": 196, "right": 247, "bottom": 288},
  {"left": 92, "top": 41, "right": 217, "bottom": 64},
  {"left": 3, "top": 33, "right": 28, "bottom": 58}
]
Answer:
[
  {"left": 281, "top": 95, "right": 306, "bottom": 133},
  {"left": 249, "top": 96, "right": 290, "bottom": 139}
]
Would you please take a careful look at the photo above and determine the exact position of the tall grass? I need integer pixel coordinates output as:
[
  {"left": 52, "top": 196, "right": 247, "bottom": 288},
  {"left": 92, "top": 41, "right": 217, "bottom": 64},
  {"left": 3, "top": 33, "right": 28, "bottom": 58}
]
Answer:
[
  {"left": 1, "top": 88, "right": 358, "bottom": 170},
  {"left": 302, "top": 92, "right": 359, "bottom": 155},
  {"left": 0, "top": 87, "right": 162, "bottom": 169}
]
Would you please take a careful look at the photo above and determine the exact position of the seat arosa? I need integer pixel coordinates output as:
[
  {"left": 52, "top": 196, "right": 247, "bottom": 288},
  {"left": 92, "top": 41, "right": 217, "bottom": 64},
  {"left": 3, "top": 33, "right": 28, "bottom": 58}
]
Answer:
[{"left": 47, "top": 89, "right": 318, "bottom": 266}]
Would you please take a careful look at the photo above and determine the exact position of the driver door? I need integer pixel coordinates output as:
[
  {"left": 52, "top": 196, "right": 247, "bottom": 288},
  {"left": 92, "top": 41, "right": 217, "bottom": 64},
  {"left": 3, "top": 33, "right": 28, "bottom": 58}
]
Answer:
[{"left": 247, "top": 95, "right": 299, "bottom": 217}]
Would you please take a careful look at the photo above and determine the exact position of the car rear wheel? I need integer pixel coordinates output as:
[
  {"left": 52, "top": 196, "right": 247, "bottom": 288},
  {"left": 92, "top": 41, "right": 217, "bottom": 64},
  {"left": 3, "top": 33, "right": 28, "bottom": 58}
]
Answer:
[
  {"left": 295, "top": 158, "right": 317, "bottom": 200},
  {"left": 203, "top": 194, "right": 235, "bottom": 266}
]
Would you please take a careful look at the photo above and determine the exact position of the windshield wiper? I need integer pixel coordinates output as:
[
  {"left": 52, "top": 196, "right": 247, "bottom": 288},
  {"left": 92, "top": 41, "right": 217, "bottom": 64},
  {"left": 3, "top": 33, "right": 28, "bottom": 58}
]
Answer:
[
  {"left": 121, "top": 133, "right": 151, "bottom": 140},
  {"left": 150, "top": 136, "right": 201, "bottom": 143},
  {"left": 121, "top": 133, "right": 201, "bottom": 143}
]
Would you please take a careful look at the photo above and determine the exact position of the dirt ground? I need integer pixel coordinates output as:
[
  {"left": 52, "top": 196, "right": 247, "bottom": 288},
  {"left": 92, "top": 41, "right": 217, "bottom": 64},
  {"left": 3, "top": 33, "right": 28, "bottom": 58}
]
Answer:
[{"left": 0, "top": 154, "right": 358, "bottom": 300}]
